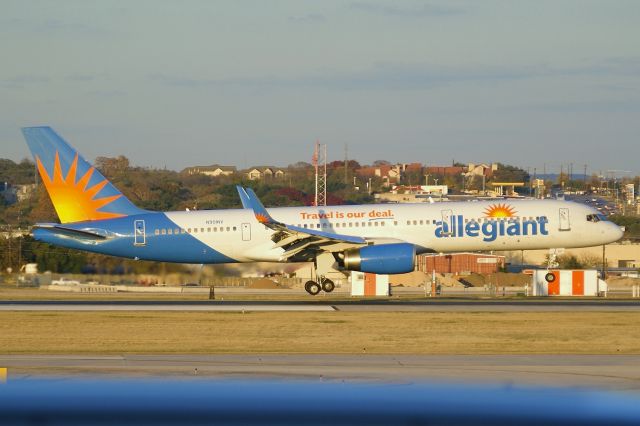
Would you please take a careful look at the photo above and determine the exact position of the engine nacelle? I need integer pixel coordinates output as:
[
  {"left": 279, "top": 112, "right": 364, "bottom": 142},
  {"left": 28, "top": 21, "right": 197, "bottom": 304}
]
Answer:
[{"left": 343, "top": 243, "right": 416, "bottom": 274}]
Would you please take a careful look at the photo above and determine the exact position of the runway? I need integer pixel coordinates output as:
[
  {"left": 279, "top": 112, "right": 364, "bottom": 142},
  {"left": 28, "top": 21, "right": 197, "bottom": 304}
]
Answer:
[
  {"left": 3, "top": 354, "right": 640, "bottom": 391},
  {"left": 1, "top": 299, "right": 640, "bottom": 312}
]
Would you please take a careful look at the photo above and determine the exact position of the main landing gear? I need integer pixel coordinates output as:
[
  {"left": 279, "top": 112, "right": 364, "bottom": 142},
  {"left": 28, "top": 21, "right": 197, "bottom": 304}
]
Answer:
[
  {"left": 304, "top": 252, "right": 341, "bottom": 296},
  {"left": 304, "top": 277, "right": 335, "bottom": 296}
]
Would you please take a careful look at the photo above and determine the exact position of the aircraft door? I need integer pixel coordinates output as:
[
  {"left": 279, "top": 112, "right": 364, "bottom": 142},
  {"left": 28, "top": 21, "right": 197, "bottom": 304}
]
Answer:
[
  {"left": 441, "top": 209, "right": 453, "bottom": 236},
  {"left": 134, "top": 219, "right": 146, "bottom": 246},
  {"left": 559, "top": 208, "right": 571, "bottom": 231},
  {"left": 241, "top": 223, "right": 251, "bottom": 241}
]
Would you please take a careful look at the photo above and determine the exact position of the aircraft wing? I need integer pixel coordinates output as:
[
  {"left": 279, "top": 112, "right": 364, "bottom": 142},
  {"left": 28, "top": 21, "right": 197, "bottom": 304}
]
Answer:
[{"left": 238, "top": 186, "right": 366, "bottom": 261}]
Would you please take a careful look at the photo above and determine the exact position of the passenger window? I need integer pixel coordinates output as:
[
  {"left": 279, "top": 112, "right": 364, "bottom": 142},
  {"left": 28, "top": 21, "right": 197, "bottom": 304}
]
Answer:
[
  {"left": 226, "top": 227, "right": 230, "bottom": 231},
  {"left": 233, "top": 226, "right": 237, "bottom": 231},
  {"left": 167, "top": 229, "right": 173, "bottom": 235},
  {"left": 413, "top": 220, "right": 417, "bottom": 225},
  {"left": 154, "top": 229, "right": 159, "bottom": 235},
  {"left": 406, "top": 220, "right": 411, "bottom": 225},
  {"left": 161, "top": 229, "right": 166, "bottom": 235},
  {"left": 207, "top": 227, "right": 211, "bottom": 232}
]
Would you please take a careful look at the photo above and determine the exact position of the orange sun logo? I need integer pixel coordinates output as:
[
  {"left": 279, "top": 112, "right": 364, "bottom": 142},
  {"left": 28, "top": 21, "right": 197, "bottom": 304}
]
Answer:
[
  {"left": 255, "top": 212, "right": 270, "bottom": 224},
  {"left": 36, "top": 152, "right": 124, "bottom": 223},
  {"left": 484, "top": 203, "right": 517, "bottom": 218}
]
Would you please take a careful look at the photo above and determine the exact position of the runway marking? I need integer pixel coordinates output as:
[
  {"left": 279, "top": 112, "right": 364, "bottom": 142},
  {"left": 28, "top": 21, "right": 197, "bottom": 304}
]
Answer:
[
  {"left": 1, "top": 301, "right": 639, "bottom": 312},
  {"left": 0, "top": 304, "right": 336, "bottom": 312}
]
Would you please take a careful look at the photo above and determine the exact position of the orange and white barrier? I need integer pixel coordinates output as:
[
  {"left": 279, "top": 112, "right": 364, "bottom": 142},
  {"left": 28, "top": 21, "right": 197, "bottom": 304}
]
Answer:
[
  {"left": 531, "top": 270, "right": 606, "bottom": 296},
  {"left": 351, "top": 272, "right": 390, "bottom": 297}
]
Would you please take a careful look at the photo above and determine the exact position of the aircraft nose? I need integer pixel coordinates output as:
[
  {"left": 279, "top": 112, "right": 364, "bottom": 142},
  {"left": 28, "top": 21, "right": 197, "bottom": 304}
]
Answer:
[{"left": 610, "top": 223, "right": 624, "bottom": 242}]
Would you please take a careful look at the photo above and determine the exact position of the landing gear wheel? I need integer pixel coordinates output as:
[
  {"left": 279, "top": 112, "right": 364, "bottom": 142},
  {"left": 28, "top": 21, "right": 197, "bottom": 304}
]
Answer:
[
  {"left": 545, "top": 272, "right": 556, "bottom": 282},
  {"left": 321, "top": 279, "right": 335, "bottom": 293},
  {"left": 304, "top": 280, "right": 321, "bottom": 296}
]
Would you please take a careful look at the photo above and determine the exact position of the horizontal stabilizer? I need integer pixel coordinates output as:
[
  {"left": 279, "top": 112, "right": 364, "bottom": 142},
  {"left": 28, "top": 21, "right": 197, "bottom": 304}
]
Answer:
[{"left": 33, "top": 224, "right": 108, "bottom": 241}]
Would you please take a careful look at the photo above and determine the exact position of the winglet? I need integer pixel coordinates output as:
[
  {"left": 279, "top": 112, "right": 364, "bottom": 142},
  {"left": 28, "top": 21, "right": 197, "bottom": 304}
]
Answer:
[
  {"left": 236, "top": 185, "right": 251, "bottom": 209},
  {"left": 240, "top": 186, "right": 279, "bottom": 226}
]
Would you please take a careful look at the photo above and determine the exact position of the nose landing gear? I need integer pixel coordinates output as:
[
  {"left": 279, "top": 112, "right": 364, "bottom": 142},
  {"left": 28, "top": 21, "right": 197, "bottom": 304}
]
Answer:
[{"left": 304, "top": 277, "right": 335, "bottom": 296}]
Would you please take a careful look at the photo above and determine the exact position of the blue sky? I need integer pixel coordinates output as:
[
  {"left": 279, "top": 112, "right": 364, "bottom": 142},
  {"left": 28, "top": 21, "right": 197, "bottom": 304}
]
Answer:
[{"left": 1, "top": 0, "right": 639, "bottom": 175}]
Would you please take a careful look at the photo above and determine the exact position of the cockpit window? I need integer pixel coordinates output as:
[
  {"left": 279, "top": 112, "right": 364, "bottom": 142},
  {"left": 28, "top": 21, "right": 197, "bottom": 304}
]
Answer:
[{"left": 587, "top": 214, "right": 609, "bottom": 223}]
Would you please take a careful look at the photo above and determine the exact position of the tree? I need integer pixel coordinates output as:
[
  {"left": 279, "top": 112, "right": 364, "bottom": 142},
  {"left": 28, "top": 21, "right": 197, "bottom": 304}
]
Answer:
[{"left": 95, "top": 156, "right": 130, "bottom": 177}]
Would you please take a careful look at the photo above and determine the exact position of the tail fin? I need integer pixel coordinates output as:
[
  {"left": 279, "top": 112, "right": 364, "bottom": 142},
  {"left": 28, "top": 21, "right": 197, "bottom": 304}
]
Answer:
[{"left": 22, "top": 126, "right": 145, "bottom": 223}]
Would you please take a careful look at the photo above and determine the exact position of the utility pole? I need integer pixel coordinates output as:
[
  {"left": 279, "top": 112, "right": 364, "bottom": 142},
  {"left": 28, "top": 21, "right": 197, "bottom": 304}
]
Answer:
[
  {"left": 313, "top": 141, "right": 327, "bottom": 207},
  {"left": 602, "top": 245, "right": 607, "bottom": 280},
  {"left": 344, "top": 143, "right": 349, "bottom": 185}
]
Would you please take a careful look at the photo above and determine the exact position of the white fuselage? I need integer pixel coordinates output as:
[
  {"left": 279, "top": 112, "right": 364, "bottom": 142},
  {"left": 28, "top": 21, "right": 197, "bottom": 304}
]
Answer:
[{"left": 158, "top": 199, "right": 623, "bottom": 263}]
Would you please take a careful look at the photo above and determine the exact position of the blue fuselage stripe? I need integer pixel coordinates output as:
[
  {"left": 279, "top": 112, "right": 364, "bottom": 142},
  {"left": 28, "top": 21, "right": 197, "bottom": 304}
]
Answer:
[{"left": 33, "top": 212, "right": 237, "bottom": 264}]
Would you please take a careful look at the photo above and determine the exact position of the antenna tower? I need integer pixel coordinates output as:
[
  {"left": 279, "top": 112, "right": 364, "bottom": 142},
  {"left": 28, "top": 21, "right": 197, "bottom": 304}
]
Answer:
[{"left": 313, "top": 140, "right": 327, "bottom": 206}]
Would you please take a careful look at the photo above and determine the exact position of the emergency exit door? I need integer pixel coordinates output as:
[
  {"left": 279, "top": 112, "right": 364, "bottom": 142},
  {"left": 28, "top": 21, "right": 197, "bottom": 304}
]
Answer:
[
  {"left": 441, "top": 209, "right": 453, "bottom": 236},
  {"left": 134, "top": 220, "right": 146, "bottom": 246},
  {"left": 241, "top": 223, "right": 251, "bottom": 241},
  {"left": 559, "top": 208, "right": 571, "bottom": 231}
]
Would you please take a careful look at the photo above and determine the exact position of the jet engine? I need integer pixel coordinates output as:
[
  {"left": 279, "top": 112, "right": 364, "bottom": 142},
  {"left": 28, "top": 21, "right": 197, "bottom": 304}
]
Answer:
[{"left": 343, "top": 243, "right": 415, "bottom": 274}]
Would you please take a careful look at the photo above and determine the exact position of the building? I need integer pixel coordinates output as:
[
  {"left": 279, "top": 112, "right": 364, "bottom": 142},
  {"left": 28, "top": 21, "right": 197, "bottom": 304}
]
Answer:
[
  {"left": 244, "top": 167, "right": 286, "bottom": 181},
  {"left": 465, "top": 163, "right": 497, "bottom": 178},
  {"left": 374, "top": 185, "right": 449, "bottom": 203},
  {"left": 426, "top": 163, "right": 497, "bottom": 179},
  {"left": 491, "top": 182, "right": 525, "bottom": 196},
  {"left": 183, "top": 165, "right": 237, "bottom": 177},
  {"left": 0, "top": 183, "right": 36, "bottom": 205},
  {"left": 417, "top": 253, "right": 505, "bottom": 274},
  {"left": 356, "top": 163, "right": 423, "bottom": 187}
]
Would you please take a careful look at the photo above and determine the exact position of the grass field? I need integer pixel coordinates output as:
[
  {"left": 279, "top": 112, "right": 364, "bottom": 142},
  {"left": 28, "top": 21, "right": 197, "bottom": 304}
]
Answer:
[{"left": 2, "top": 311, "right": 639, "bottom": 355}]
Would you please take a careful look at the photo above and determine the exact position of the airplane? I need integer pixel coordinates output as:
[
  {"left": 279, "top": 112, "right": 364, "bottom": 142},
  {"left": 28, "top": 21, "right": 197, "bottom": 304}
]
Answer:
[{"left": 23, "top": 126, "right": 624, "bottom": 295}]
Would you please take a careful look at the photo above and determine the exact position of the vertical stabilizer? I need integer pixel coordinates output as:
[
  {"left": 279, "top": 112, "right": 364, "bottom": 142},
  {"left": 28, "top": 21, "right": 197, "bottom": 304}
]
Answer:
[{"left": 22, "top": 126, "right": 144, "bottom": 223}]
